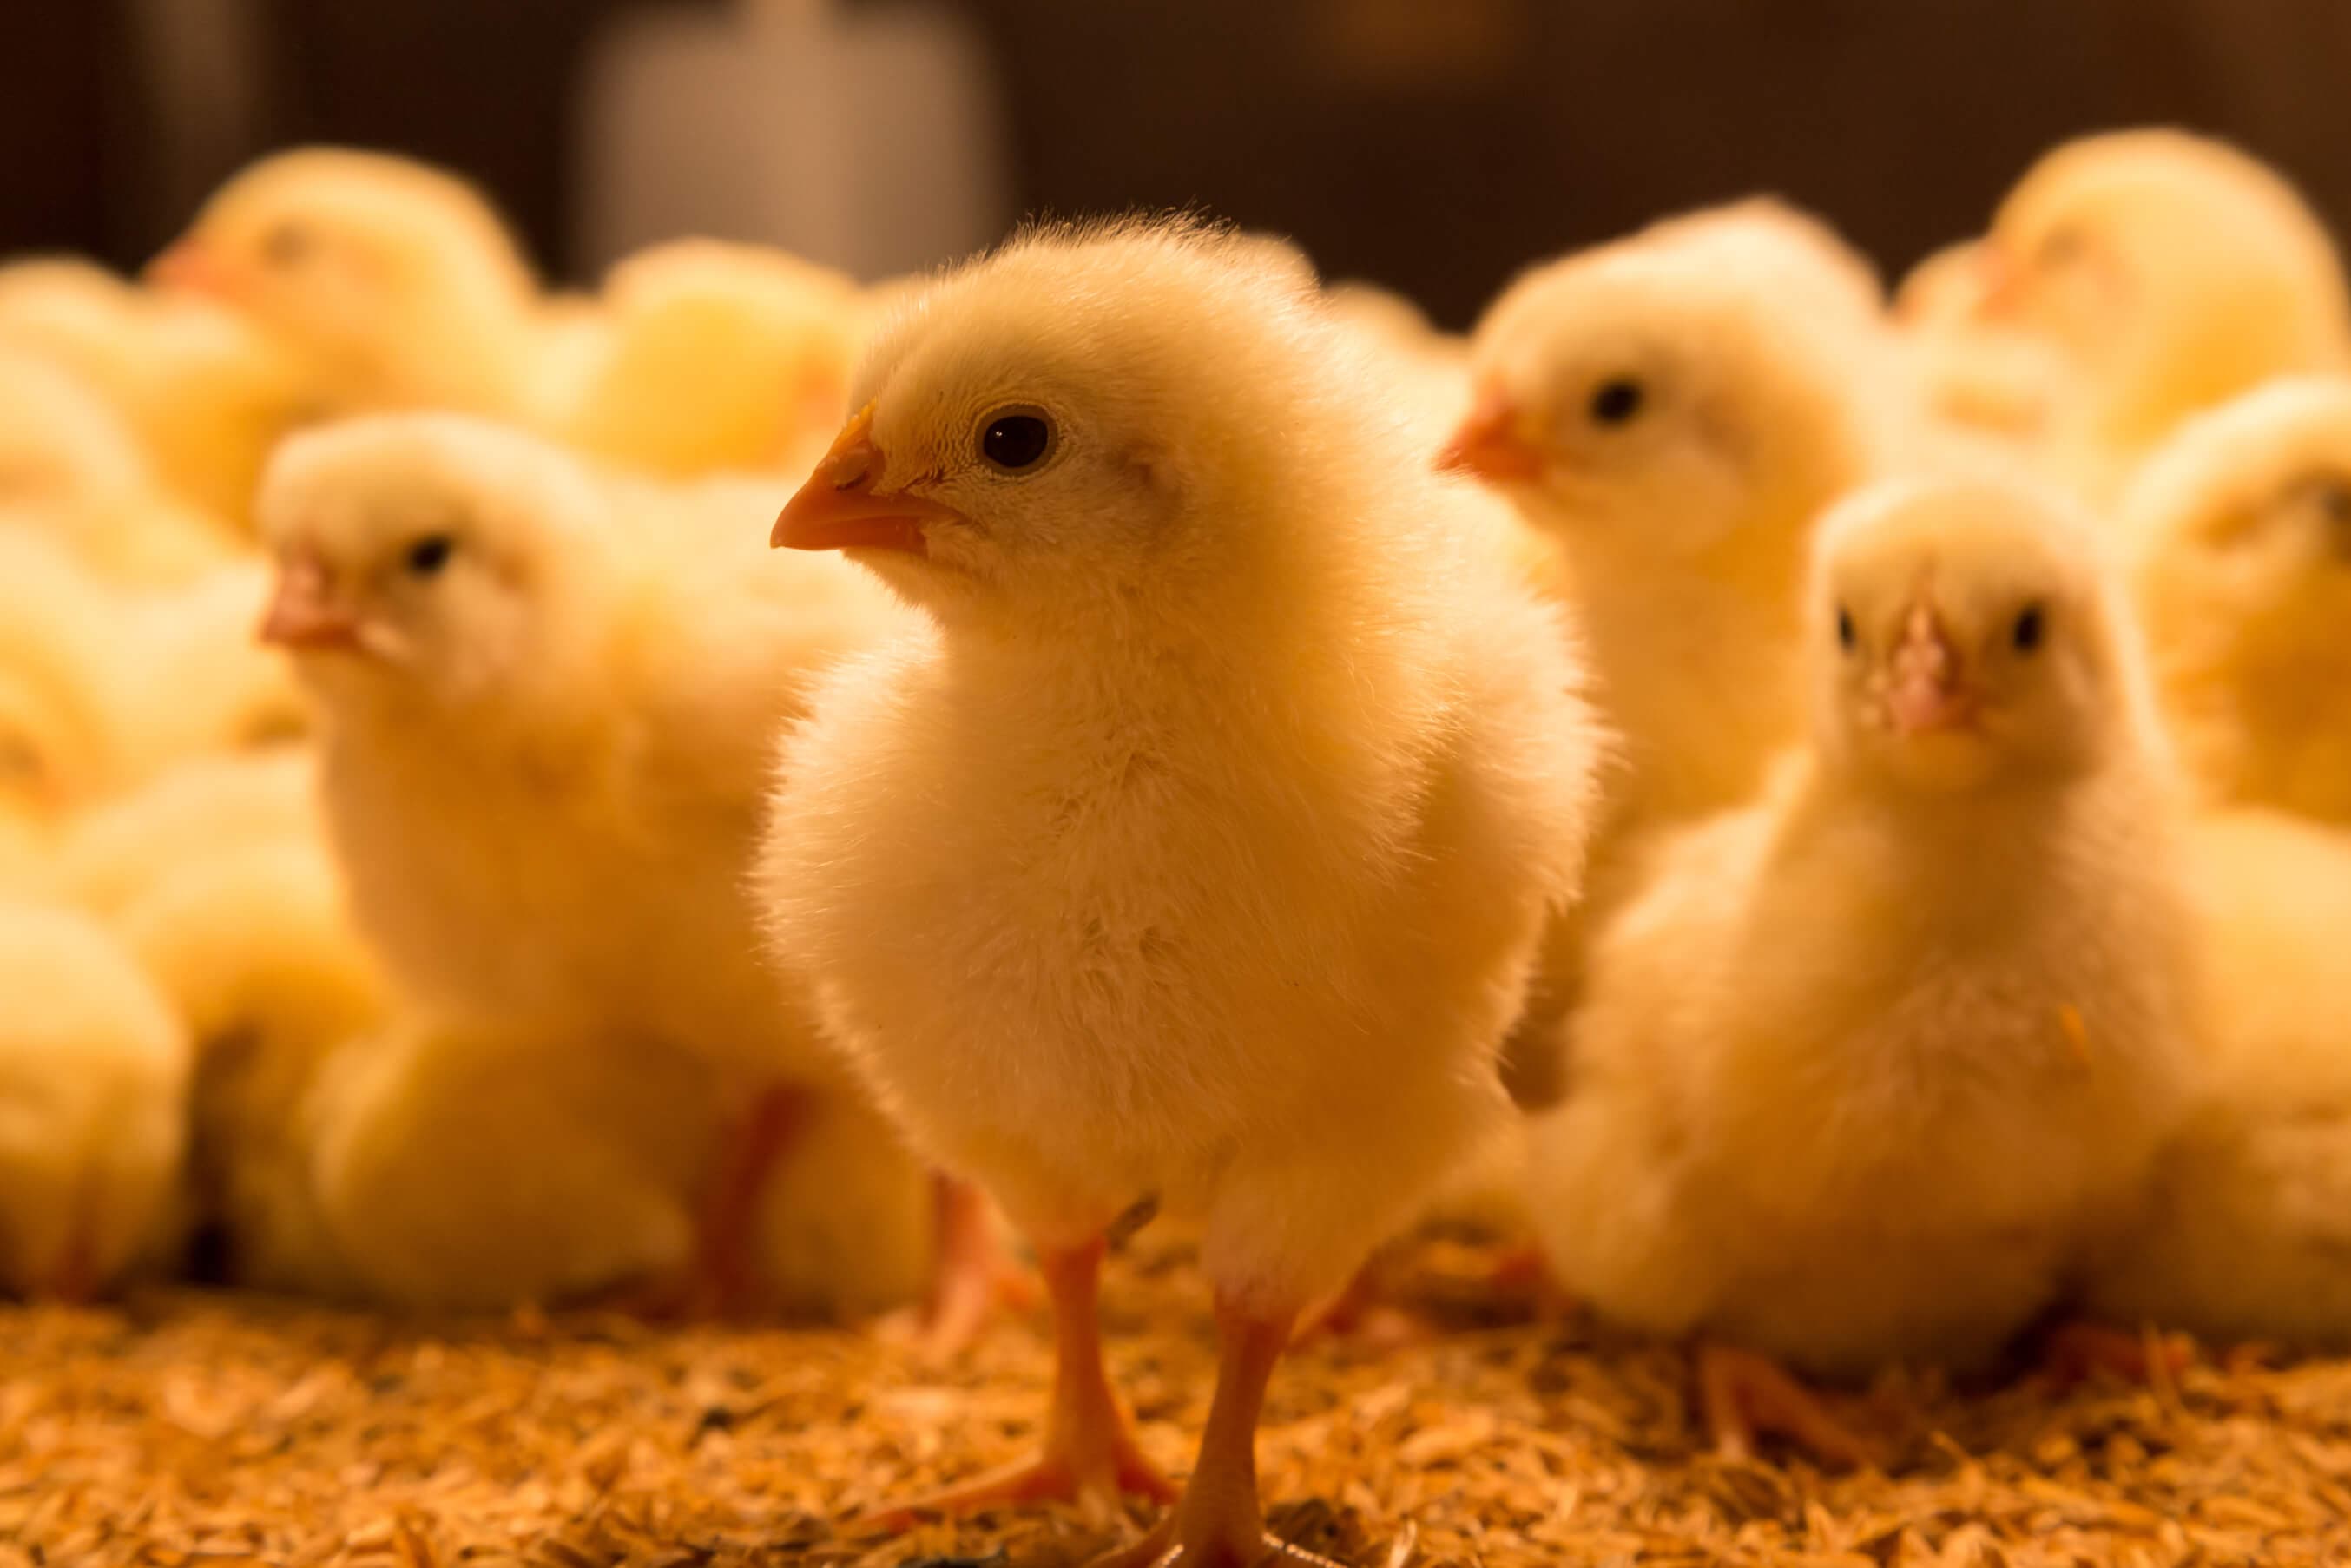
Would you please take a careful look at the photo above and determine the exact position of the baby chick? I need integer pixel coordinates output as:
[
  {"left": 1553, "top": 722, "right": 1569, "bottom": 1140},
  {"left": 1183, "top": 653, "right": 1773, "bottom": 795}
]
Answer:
[
  {"left": 0, "top": 532, "right": 127, "bottom": 821},
  {"left": 1969, "top": 128, "right": 2351, "bottom": 501},
  {"left": 1525, "top": 471, "right": 2198, "bottom": 1464},
  {"left": 557, "top": 238, "right": 861, "bottom": 478},
  {"left": 0, "top": 345, "right": 149, "bottom": 500},
  {"left": 759, "top": 219, "right": 1600, "bottom": 1564},
  {"left": 1443, "top": 201, "right": 1904, "bottom": 1093},
  {"left": 254, "top": 412, "right": 914, "bottom": 1308},
  {"left": 0, "top": 897, "right": 190, "bottom": 1298},
  {"left": 2123, "top": 376, "right": 2351, "bottom": 825},
  {"left": 45, "top": 748, "right": 319, "bottom": 920},
  {"left": 150, "top": 148, "right": 543, "bottom": 418},
  {"left": 1894, "top": 240, "right": 2069, "bottom": 442},
  {"left": 2083, "top": 808, "right": 2351, "bottom": 1346}
]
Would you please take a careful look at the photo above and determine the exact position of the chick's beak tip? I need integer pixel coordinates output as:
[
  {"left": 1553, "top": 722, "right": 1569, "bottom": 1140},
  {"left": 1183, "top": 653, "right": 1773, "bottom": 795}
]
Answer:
[
  {"left": 258, "top": 558, "right": 360, "bottom": 650},
  {"left": 773, "top": 408, "right": 955, "bottom": 556},
  {"left": 146, "top": 240, "right": 237, "bottom": 299},
  {"left": 1886, "top": 603, "right": 1971, "bottom": 735},
  {"left": 1438, "top": 390, "right": 1543, "bottom": 484}
]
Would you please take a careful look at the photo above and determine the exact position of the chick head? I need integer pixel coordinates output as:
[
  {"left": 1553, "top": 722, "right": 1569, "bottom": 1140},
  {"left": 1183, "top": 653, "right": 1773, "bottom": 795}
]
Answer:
[
  {"left": 1444, "top": 235, "right": 1885, "bottom": 577},
  {"left": 2124, "top": 377, "right": 2351, "bottom": 803},
  {"left": 148, "top": 148, "right": 537, "bottom": 410},
  {"left": 772, "top": 218, "right": 1353, "bottom": 626},
  {"left": 1811, "top": 471, "right": 2139, "bottom": 794},
  {"left": 255, "top": 413, "right": 613, "bottom": 712},
  {"left": 1977, "top": 129, "right": 2350, "bottom": 440}
]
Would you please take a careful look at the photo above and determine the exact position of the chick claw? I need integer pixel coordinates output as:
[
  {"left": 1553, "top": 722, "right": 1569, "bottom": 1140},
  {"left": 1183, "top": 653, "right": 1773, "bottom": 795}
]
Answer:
[
  {"left": 2034, "top": 1321, "right": 2196, "bottom": 1394},
  {"left": 1083, "top": 1515, "right": 1347, "bottom": 1568},
  {"left": 855, "top": 1432, "right": 1178, "bottom": 1532},
  {"left": 1698, "top": 1343, "right": 1884, "bottom": 1472}
]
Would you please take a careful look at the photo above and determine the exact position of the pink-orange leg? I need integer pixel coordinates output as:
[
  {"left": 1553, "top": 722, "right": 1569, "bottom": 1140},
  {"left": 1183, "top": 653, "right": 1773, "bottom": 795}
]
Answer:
[
  {"left": 619, "top": 1084, "right": 807, "bottom": 1321},
  {"left": 859, "top": 1237, "right": 1178, "bottom": 1530},
  {"left": 905, "top": 1175, "right": 1041, "bottom": 1359},
  {"left": 1088, "top": 1296, "right": 1344, "bottom": 1568},
  {"left": 1698, "top": 1343, "right": 1882, "bottom": 1472},
  {"left": 2036, "top": 1321, "right": 2196, "bottom": 1394}
]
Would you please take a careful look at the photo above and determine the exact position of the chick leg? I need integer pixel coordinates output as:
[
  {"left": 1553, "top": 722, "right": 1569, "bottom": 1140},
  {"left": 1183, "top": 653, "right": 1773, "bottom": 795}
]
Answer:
[
  {"left": 682, "top": 1084, "right": 808, "bottom": 1318},
  {"left": 901, "top": 1174, "right": 1041, "bottom": 1359},
  {"left": 2035, "top": 1321, "right": 2196, "bottom": 1393},
  {"left": 861, "top": 1237, "right": 1176, "bottom": 1528},
  {"left": 1089, "top": 1296, "right": 1344, "bottom": 1568},
  {"left": 1697, "top": 1343, "right": 1881, "bottom": 1471}
]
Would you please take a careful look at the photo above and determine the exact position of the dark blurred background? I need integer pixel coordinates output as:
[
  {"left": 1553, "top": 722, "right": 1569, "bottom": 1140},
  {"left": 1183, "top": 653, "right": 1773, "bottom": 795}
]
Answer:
[{"left": 12, "top": 0, "right": 2351, "bottom": 326}]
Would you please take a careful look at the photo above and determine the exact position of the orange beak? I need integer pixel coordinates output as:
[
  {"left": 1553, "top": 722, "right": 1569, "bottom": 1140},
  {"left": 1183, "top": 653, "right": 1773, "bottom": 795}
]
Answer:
[
  {"left": 1437, "top": 385, "right": 1544, "bottom": 484},
  {"left": 259, "top": 553, "right": 362, "bottom": 650},
  {"left": 1885, "top": 601, "right": 1973, "bottom": 735},
  {"left": 773, "top": 402, "right": 966, "bottom": 556},
  {"left": 145, "top": 240, "right": 245, "bottom": 301}
]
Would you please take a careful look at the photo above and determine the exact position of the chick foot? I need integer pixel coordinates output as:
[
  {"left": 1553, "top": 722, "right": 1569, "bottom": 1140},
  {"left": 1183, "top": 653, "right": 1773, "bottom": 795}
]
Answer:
[
  {"left": 622, "top": 1085, "right": 808, "bottom": 1321},
  {"left": 883, "top": 1175, "right": 1040, "bottom": 1361},
  {"left": 2034, "top": 1321, "right": 2196, "bottom": 1394},
  {"left": 859, "top": 1238, "right": 1176, "bottom": 1531},
  {"left": 1697, "top": 1343, "right": 1882, "bottom": 1471},
  {"left": 1088, "top": 1297, "right": 1343, "bottom": 1568}
]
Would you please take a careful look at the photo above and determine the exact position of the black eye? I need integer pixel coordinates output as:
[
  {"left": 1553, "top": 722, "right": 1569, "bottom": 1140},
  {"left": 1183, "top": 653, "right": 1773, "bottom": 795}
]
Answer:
[
  {"left": 1588, "top": 378, "right": 1645, "bottom": 427},
  {"left": 405, "top": 535, "right": 455, "bottom": 576},
  {"left": 979, "top": 410, "right": 1054, "bottom": 472},
  {"left": 2012, "top": 603, "right": 2045, "bottom": 653},
  {"left": 260, "top": 222, "right": 314, "bottom": 267},
  {"left": 1836, "top": 607, "right": 1856, "bottom": 651}
]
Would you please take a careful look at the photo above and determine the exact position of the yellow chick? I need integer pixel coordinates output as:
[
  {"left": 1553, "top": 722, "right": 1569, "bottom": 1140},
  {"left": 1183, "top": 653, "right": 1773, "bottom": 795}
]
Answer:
[
  {"left": 0, "top": 532, "right": 126, "bottom": 821},
  {"left": 1526, "top": 472, "right": 2198, "bottom": 1465},
  {"left": 108, "top": 561, "right": 311, "bottom": 774},
  {"left": 149, "top": 147, "right": 543, "bottom": 418},
  {"left": 759, "top": 219, "right": 1601, "bottom": 1562},
  {"left": 557, "top": 238, "right": 862, "bottom": 478},
  {"left": 2084, "top": 808, "right": 2351, "bottom": 1346},
  {"left": 2123, "top": 375, "right": 2351, "bottom": 825},
  {"left": 0, "top": 258, "right": 312, "bottom": 526},
  {"left": 1442, "top": 201, "right": 1905, "bottom": 1092},
  {"left": 254, "top": 412, "right": 914, "bottom": 1305},
  {"left": 112, "top": 832, "right": 387, "bottom": 1295},
  {"left": 1894, "top": 240, "right": 2070, "bottom": 441},
  {"left": 45, "top": 748, "right": 319, "bottom": 920},
  {"left": 0, "top": 897, "right": 190, "bottom": 1298},
  {"left": 1972, "top": 128, "right": 2351, "bottom": 500},
  {"left": 0, "top": 344, "right": 149, "bottom": 499}
]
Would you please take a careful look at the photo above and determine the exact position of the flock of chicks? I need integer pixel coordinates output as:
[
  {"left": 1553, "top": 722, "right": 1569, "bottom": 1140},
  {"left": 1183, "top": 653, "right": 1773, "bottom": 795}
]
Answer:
[{"left": 3, "top": 125, "right": 2351, "bottom": 1565}]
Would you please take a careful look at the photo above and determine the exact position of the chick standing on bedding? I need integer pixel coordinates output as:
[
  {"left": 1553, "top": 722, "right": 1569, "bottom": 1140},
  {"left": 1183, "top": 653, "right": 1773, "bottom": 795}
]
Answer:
[
  {"left": 0, "top": 898, "right": 189, "bottom": 1299},
  {"left": 2123, "top": 377, "right": 2351, "bottom": 826},
  {"left": 1442, "top": 203, "right": 1902, "bottom": 1097},
  {"left": 253, "top": 413, "right": 948, "bottom": 1320},
  {"left": 1525, "top": 473, "right": 2197, "bottom": 1465},
  {"left": 1965, "top": 129, "right": 2351, "bottom": 503},
  {"left": 759, "top": 220, "right": 1599, "bottom": 1565}
]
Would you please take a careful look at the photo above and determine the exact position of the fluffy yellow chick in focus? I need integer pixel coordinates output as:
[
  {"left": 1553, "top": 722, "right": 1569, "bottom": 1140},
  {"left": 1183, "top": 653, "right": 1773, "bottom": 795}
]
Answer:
[
  {"left": 1969, "top": 128, "right": 2351, "bottom": 502},
  {"left": 150, "top": 148, "right": 543, "bottom": 419},
  {"left": 0, "top": 258, "right": 312, "bottom": 525},
  {"left": 1442, "top": 201, "right": 1906, "bottom": 1096},
  {"left": 556, "top": 238, "right": 862, "bottom": 478},
  {"left": 113, "top": 832, "right": 386, "bottom": 1296},
  {"left": 254, "top": 412, "right": 925, "bottom": 1308},
  {"left": 2124, "top": 376, "right": 2351, "bottom": 825},
  {"left": 759, "top": 220, "right": 1600, "bottom": 1562},
  {"left": 0, "top": 897, "right": 190, "bottom": 1299},
  {"left": 1526, "top": 472, "right": 2198, "bottom": 1465},
  {"left": 2084, "top": 809, "right": 2351, "bottom": 1347}
]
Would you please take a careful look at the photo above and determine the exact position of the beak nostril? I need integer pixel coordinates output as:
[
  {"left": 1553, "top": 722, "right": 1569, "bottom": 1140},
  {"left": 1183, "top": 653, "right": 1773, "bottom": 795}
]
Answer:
[{"left": 830, "top": 450, "right": 875, "bottom": 493}]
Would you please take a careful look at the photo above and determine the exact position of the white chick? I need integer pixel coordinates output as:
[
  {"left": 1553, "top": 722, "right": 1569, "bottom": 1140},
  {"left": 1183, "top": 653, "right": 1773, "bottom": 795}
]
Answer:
[
  {"left": 113, "top": 832, "right": 387, "bottom": 1296},
  {"left": 759, "top": 219, "right": 1600, "bottom": 1564},
  {"left": 2084, "top": 808, "right": 2351, "bottom": 1346},
  {"left": 254, "top": 412, "right": 916, "bottom": 1310},
  {"left": 1526, "top": 471, "right": 2198, "bottom": 1465},
  {"left": 2123, "top": 375, "right": 2351, "bottom": 825},
  {"left": 0, "top": 897, "right": 189, "bottom": 1298},
  {"left": 1970, "top": 128, "right": 2351, "bottom": 501},
  {"left": 149, "top": 148, "right": 543, "bottom": 418},
  {"left": 1443, "top": 201, "right": 1906, "bottom": 1095},
  {"left": 557, "top": 237, "right": 862, "bottom": 478}
]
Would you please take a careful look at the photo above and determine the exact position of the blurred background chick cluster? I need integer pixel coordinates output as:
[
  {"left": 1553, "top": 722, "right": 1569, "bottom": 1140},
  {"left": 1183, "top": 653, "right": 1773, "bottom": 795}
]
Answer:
[{"left": 4, "top": 0, "right": 2351, "bottom": 1367}]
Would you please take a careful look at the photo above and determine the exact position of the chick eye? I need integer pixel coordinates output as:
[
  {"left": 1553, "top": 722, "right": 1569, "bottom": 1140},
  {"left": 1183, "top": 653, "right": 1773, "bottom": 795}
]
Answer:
[
  {"left": 1835, "top": 607, "right": 1856, "bottom": 651},
  {"left": 1588, "top": 378, "right": 1645, "bottom": 427},
  {"left": 2012, "top": 603, "right": 2046, "bottom": 653},
  {"left": 260, "top": 222, "right": 315, "bottom": 267},
  {"left": 405, "top": 535, "right": 455, "bottom": 576},
  {"left": 978, "top": 408, "right": 1055, "bottom": 472}
]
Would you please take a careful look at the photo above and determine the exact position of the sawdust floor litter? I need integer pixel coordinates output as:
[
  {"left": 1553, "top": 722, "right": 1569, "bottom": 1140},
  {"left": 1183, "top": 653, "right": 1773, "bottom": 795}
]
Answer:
[{"left": 7, "top": 1229, "right": 2351, "bottom": 1567}]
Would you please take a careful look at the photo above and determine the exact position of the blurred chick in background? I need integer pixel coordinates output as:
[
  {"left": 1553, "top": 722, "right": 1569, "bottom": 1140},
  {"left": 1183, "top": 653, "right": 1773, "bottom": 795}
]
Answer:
[
  {"left": 2084, "top": 808, "right": 2351, "bottom": 1347},
  {"left": 0, "top": 897, "right": 189, "bottom": 1300},
  {"left": 1444, "top": 201, "right": 1904, "bottom": 1101},
  {"left": 1893, "top": 240, "right": 2069, "bottom": 443},
  {"left": 254, "top": 413, "right": 938, "bottom": 1320},
  {"left": 761, "top": 220, "right": 1600, "bottom": 1564},
  {"left": 1526, "top": 473, "right": 2198, "bottom": 1466},
  {"left": 2124, "top": 376, "right": 2351, "bottom": 826},
  {"left": 1953, "top": 128, "right": 2351, "bottom": 504}
]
